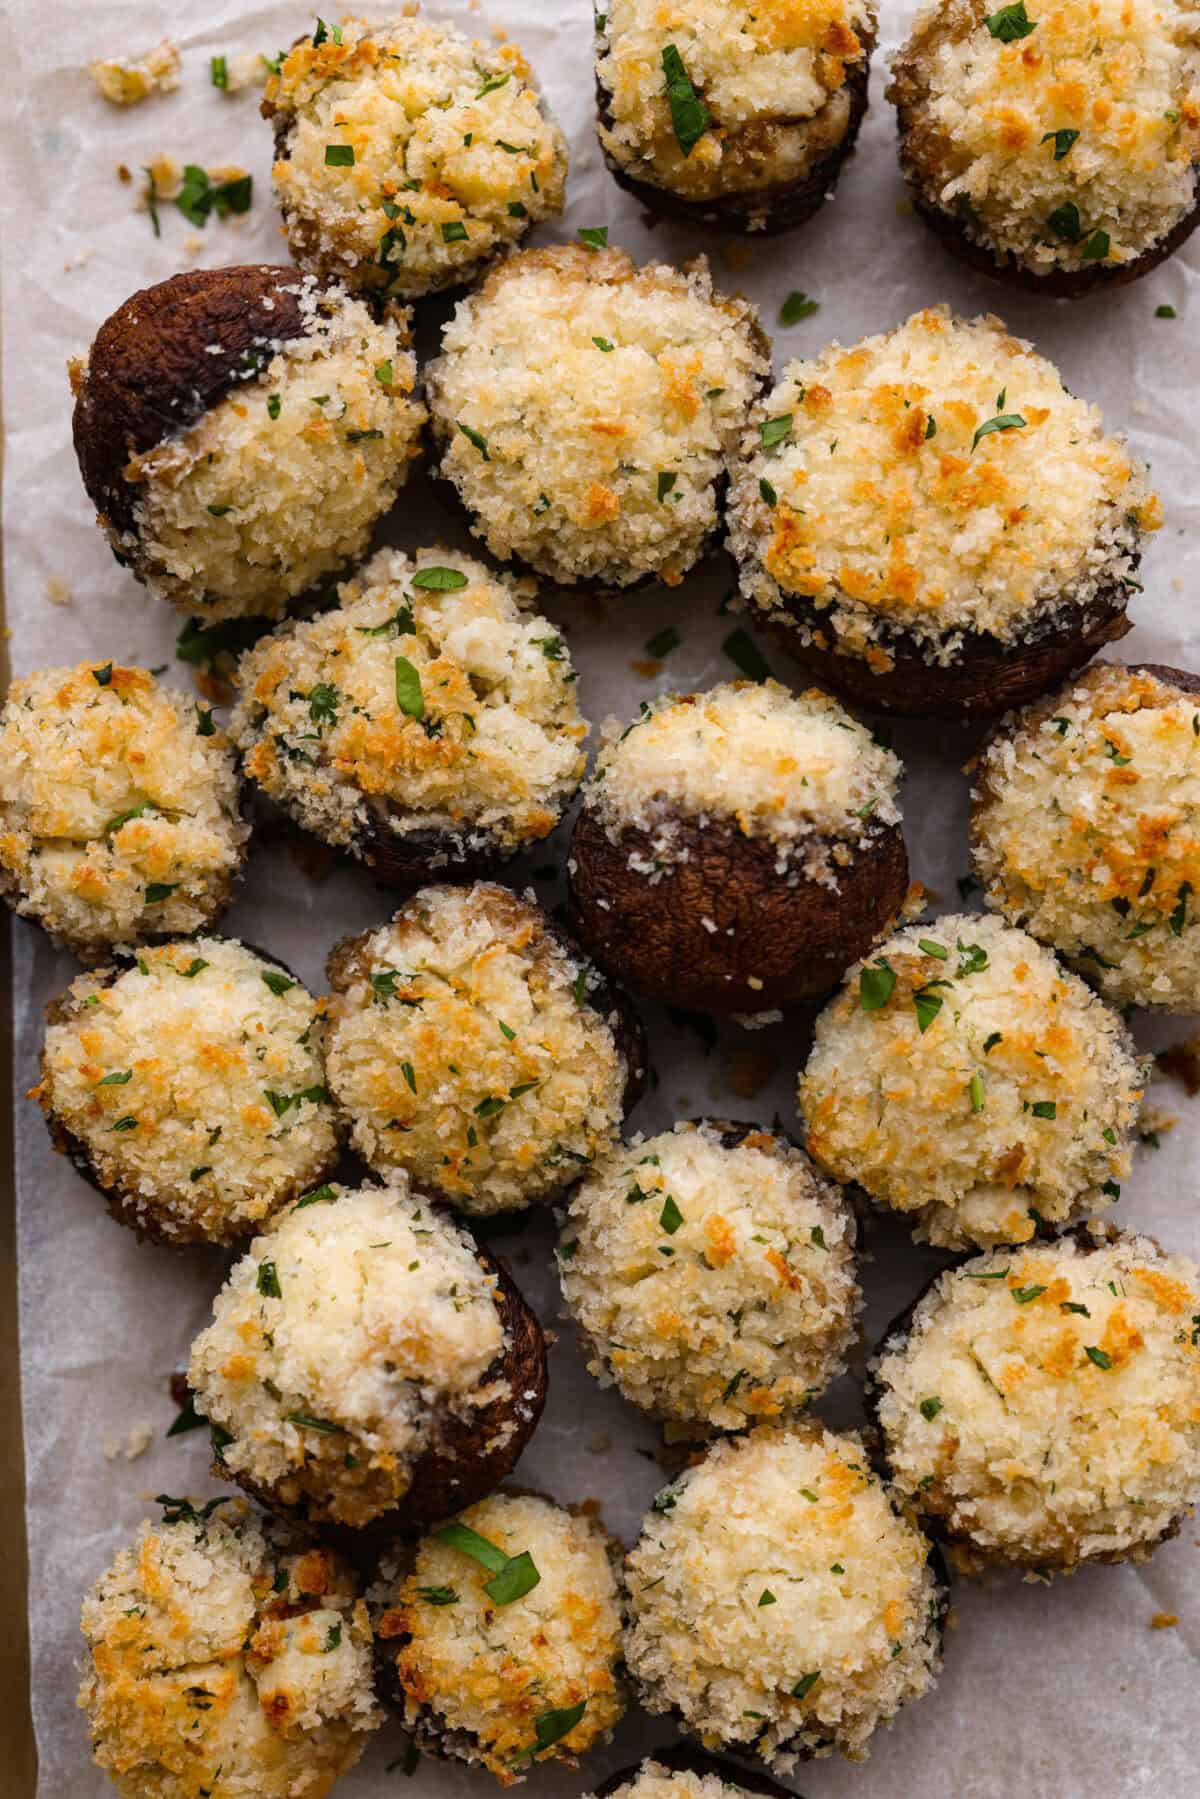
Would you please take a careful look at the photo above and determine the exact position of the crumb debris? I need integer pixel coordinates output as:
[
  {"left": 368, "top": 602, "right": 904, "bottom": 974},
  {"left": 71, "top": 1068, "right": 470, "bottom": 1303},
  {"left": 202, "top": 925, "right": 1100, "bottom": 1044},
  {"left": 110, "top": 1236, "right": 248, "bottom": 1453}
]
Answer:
[
  {"left": 103, "top": 1424, "right": 154, "bottom": 1461},
  {"left": 89, "top": 40, "right": 180, "bottom": 106},
  {"left": 1151, "top": 1612, "right": 1179, "bottom": 1629}
]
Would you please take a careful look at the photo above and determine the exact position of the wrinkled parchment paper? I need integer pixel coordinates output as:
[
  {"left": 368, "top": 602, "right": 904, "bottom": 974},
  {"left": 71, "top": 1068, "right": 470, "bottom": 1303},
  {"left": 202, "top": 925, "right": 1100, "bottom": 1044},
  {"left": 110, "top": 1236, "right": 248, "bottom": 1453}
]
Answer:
[{"left": 2, "top": 2, "right": 1199, "bottom": 1793}]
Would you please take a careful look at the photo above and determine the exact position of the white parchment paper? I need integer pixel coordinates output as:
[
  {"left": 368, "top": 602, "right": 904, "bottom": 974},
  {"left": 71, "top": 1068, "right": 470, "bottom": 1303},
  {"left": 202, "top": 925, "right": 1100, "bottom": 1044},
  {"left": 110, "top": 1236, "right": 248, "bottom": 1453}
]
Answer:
[{"left": 2, "top": 2, "right": 1199, "bottom": 1794}]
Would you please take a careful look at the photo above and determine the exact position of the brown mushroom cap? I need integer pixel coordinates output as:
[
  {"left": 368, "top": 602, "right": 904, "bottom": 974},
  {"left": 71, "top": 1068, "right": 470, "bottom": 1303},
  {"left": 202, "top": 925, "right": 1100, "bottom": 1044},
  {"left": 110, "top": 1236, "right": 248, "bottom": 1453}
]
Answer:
[
  {"left": 72, "top": 265, "right": 313, "bottom": 540},
  {"left": 568, "top": 805, "right": 909, "bottom": 1014}
]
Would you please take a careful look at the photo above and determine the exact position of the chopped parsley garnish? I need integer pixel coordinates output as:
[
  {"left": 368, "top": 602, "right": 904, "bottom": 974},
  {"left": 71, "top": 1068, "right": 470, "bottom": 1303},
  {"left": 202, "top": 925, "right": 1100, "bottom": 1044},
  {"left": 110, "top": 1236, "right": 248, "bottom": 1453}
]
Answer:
[
  {"left": 780, "top": 290, "right": 819, "bottom": 325},
  {"left": 1041, "top": 128, "right": 1079, "bottom": 160},
  {"left": 983, "top": 1031, "right": 1003, "bottom": 1053},
  {"left": 645, "top": 625, "right": 680, "bottom": 658},
  {"left": 401, "top": 1061, "right": 417, "bottom": 1094},
  {"left": 759, "top": 477, "right": 777, "bottom": 507},
  {"left": 919, "top": 1396, "right": 943, "bottom": 1420},
  {"left": 956, "top": 941, "right": 989, "bottom": 976},
  {"left": 859, "top": 959, "right": 896, "bottom": 1010},
  {"left": 196, "top": 705, "right": 216, "bottom": 736},
  {"left": 256, "top": 1261, "right": 282, "bottom": 1299},
  {"left": 263, "top": 1085, "right": 330, "bottom": 1116},
  {"left": 394, "top": 657, "right": 425, "bottom": 719},
  {"left": 918, "top": 938, "right": 949, "bottom": 960},
  {"left": 1061, "top": 1301, "right": 1090, "bottom": 1316},
  {"left": 307, "top": 683, "right": 339, "bottom": 727},
  {"left": 144, "top": 883, "right": 179, "bottom": 905},
  {"left": 660, "top": 1195, "right": 684, "bottom": 1234},
  {"left": 984, "top": 1, "right": 1037, "bottom": 40},
  {"left": 722, "top": 627, "right": 771, "bottom": 681},
  {"left": 411, "top": 565, "right": 468, "bottom": 591},
  {"left": 483, "top": 1551, "right": 540, "bottom": 1605},
  {"left": 262, "top": 971, "right": 296, "bottom": 997},
  {"left": 1084, "top": 1345, "right": 1113, "bottom": 1370},
  {"left": 972, "top": 410, "right": 1027, "bottom": 452},
  {"left": 417, "top": 1585, "right": 459, "bottom": 1606},
  {"left": 166, "top": 1394, "right": 207, "bottom": 1437},
  {"left": 458, "top": 421, "right": 490, "bottom": 459},
  {"left": 661, "top": 44, "right": 709, "bottom": 156},
  {"left": 96, "top": 1068, "right": 132, "bottom": 1087},
  {"left": 1011, "top": 1284, "right": 1046, "bottom": 1304},
  {"left": 1046, "top": 200, "right": 1084, "bottom": 242},
  {"left": 442, "top": 220, "right": 469, "bottom": 242},
  {"left": 324, "top": 1622, "right": 342, "bottom": 1651},
  {"left": 156, "top": 1494, "right": 227, "bottom": 1526},
  {"left": 1169, "top": 883, "right": 1191, "bottom": 935},
  {"left": 1031, "top": 1100, "right": 1057, "bottom": 1119},
  {"left": 969, "top": 1071, "right": 986, "bottom": 1112},
  {"left": 358, "top": 606, "right": 415, "bottom": 639},
  {"left": 284, "top": 1411, "right": 341, "bottom": 1433},
  {"left": 476, "top": 71, "right": 511, "bottom": 98},
  {"left": 210, "top": 55, "right": 228, "bottom": 89},
  {"left": 295, "top": 1184, "right": 338, "bottom": 1209},
  {"left": 577, "top": 225, "right": 609, "bottom": 250},
  {"left": 1156, "top": 304, "right": 1177, "bottom": 319},
  {"left": 759, "top": 1588, "right": 776, "bottom": 1606},
  {"left": 914, "top": 988, "right": 944, "bottom": 1033},
  {"left": 760, "top": 413, "right": 794, "bottom": 450},
  {"left": 531, "top": 1701, "right": 588, "bottom": 1754},
  {"left": 1081, "top": 229, "right": 1110, "bottom": 261},
  {"left": 592, "top": 336, "right": 615, "bottom": 352},
  {"left": 325, "top": 144, "right": 355, "bottom": 166},
  {"left": 176, "top": 614, "right": 271, "bottom": 668},
  {"left": 434, "top": 1522, "right": 541, "bottom": 1604},
  {"left": 791, "top": 1671, "right": 821, "bottom": 1701},
  {"left": 176, "top": 164, "right": 253, "bottom": 228},
  {"left": 92, "top": 663, "right": 114, "bottom": 686},
  {"left": 657, "top": 470, "right": 678, "bottom": 502},
  {"left": 375, "top": 360, "right": 394, "bottom": 386}
]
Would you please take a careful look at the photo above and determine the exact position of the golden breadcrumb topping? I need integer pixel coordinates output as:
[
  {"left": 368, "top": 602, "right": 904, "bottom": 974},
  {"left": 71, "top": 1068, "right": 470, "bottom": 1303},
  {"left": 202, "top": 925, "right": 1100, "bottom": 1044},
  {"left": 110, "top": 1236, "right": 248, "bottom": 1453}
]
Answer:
[
  {"left": 598, "top": 0, "right": 874, "bottom": 207},
  {"left": 427, "top": 244, "right": 769, "bottom": 587},
  {"left": 625, "top": 1424, "right": 943, "bottom": 1767},
  {"left": 376, "top": 1493, "right": 626, "bottom": 1782},
  {"left": 874, "top": 1232, "right": 1200, "bottom": 1568},
  {"left": 231, "top": 546, "right": 587, "bottom": 861},
  {"left": 89, "top": 39, "right": 180, "bottom": 105},
  {"left": 727, "top": 307, "right": 1158, "bottom": 665},
  {"left": 123, "top": 281, "right": 424, "bottom": 619},
  {"left": 188, "top": 1181, "right": 509, "bottom": 1528},
  {"left": 0, "top": 662, "right": 247, "bottom": 960},
  {"left": 799, "top": 913, "right": 1145, "bottom": 1249},
  {"left": 890, "top": 0, "right": 1200, "bottom": 272},
  {"left": 323, "top": 883, "right": 632, "bottom": 1216},
  {"left": 587, "top": 679, "right": 901, "bottom": 877},
  {"left": 588, "top": 1761, "right": 761, "bottom": 1799},
  {"left": 78, "top": 1500, "right": 379, "bottom": 1799},
  {"left": 35, "top": 938, "right": 336, "bottom": 1244},
  {"left": 559, "top": 1121, "right": 861, "bottom": 1427},
  {"left": 265, "top": 14, "right": 567, "bottom": 298},
  {"left": 972, "top": 662, "right": 1200, "bottom": 1010}
]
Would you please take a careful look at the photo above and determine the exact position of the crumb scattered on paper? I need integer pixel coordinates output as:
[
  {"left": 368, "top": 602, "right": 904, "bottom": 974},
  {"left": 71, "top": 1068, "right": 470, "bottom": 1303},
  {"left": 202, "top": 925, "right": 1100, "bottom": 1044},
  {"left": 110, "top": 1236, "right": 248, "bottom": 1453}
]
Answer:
[
  {"left": 1151, "top": 1612, "right": 1179, "bottom": 1629},
  {"left": 102, "top": 1424, "right": 154, "bottom": 1462},
  {"left": 89, "top": 39, "right": 180, "bottom": 106},
  {"left": 44, "top": 578, "right": 72, "bottom": 608}
]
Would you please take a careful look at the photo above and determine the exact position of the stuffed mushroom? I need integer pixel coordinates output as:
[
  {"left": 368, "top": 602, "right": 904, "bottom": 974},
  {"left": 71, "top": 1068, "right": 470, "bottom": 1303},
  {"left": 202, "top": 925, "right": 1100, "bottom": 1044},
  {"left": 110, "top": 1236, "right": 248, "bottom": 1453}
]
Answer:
[
  {"left": 970, "top": 661, "right": 1200, "bottom": 1011},
  {"left": 798, "top": 913, "right": 1146, "bottom": 1250},
  {"left": 726, "top": 306, "right": 1160, "bottom": 718},
  {"left": 889, "top": 0, "right": 1200, "bottom": 297},
  {"left": 558, "top": 1119, "right": 861, "bottom": 1429},
  {"left": 187, "top": 1179, "right": 548, "bottom": 1533},
  {"left": 624, "top": 1423, "right": 946, "bottom": 1767},
  {"left": 263, "top": 14, "right": 568, "bottom": 299},
  {"left": 33, "top": 937, "right": 338, "bottom": 1246},
  {"left": 71, "top": 265, "right": 425, "bottom": 620},
  {"left": 373, "top": 1490, "right": 626, "bottom": 1782},
  {"left": 567, "top": 679, "right": 908, "bottom": 1014},
  {"left": 0, "top": 661, "right": 247, "bottom": 960},
  {"left": 323, "top": 882, "right": 646, "bottom": 1216},
  {"left": 231, "top": 546, "right": 588, "bottom": 884},
  {"left": 78, "top": 1496, "right": 380, "bottom": 1799},
  {"left": 595, "top": 0, "right": 876, "bottom": 234},
  {"left": 590, "top": 1750, "right": 802, "bottom": 1799},
  {"left": 869, "top": 1229, "right": 1200, "bottom": 1574},
  {"left": 426, "top": 243, "right": 770, "bottom": 589}
]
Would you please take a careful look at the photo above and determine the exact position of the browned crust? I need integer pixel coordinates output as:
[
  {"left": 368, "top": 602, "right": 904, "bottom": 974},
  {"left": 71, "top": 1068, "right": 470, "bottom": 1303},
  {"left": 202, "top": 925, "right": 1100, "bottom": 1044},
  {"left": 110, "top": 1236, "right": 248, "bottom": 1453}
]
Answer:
[
  {"left": 325, "top": 883, "right": 647, "bottom": 1184},
  {"left": 71, "top": 266, "right": 313, "bottom": 545},
  {"left": 890, "top": 0, "right": 1200, "bottom": 298},
  {"left": 34, "top": 940, "right": 333, "bottom": 1248},
  {"left": 862, "top": 1224, "right": 1188, "bottom": 1575},
  {"left": 213, "top": 1245, "right": 548, "bottom": 1541},
  {"left": 759, "top": 584, "right": 1133, "bottom": 720},
  {"left": 427, "top": 245, "right": 773, "bottom": 594},
  {"left": 594, "top": 33, "right": 874, "bottom": 237},
  {"left": 567, "top": 804, "right": 910, "bottom": 1014}
]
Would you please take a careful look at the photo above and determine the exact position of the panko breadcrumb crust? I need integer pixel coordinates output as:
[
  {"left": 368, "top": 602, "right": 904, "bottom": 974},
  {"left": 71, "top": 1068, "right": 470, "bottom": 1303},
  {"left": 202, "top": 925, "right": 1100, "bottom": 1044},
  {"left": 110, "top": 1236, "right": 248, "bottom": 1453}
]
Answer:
[
  {"left": 568, "top": 680, "right": 909, "bottom": 1013},
  {"left": 558, "top": 1119, "right": 862, "bottom": 1428},
  {"left": 324, "top": 882, "right": 646, "bottom": 1216},
  {"left": 34, "top": 937, "right": 338, "bottom": 1247},
  {"left": 971, "top": 661, "right": 1200, "bottom": 1011},
  {"left": 426, "top": 244, "right": 771, "bottom": 590},
  {"left": 624, "top": 1423, "right": 946, "bottom": 1767},
  {"left": 798, "top": 913, "right": 1147, "bottom": 1250},
  {"left": 867, "top": 1229, "right": 1200, "bottom": 1574},
  {"left": 0, "top": 661, "right": 248, "bottom": 961},
  {"left": 78, "top": 1499, "right": 381, "bottom": 1799},
  {"left": 590, "top": 1747, "right": 807, "bottom": 1799},
  {"left": 726, "top": 307, "right": 1158, "bottom": 718},
  {"left": 889, "top": 0, "right": 1200, "bottom": 297},
  {"left": 188, "top": 1180, "right": 548, "bottom": 1536},
  {"left": 595, "top": 0, "right": 877, "bottom": 234},
  {"left": 264, "top": 14, "right": 568, "bottom": 299},
  {"left": 373, "top": 1491, "right": 626, "bottom": 1783},
  {"left": 230, "top": 545, "right": 588, "bottom": 885},
  {"left": 71, "top": 265, "right": 424, "bottom": 619}
]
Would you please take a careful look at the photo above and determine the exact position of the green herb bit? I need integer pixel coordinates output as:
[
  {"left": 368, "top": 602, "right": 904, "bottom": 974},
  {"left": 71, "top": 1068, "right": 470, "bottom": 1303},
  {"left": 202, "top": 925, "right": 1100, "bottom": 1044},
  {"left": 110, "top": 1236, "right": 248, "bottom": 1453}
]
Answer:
[
  {"left": 969, "top": 1071, "right": 986, "bottom": 1112},
  {"left": 918, "top": 938, "right": 949, "bottom": 960},
  {"left": 859, "top": 959, "right": 896, "bottom": 1010},
  {"left": 760, "top": 413, "right": 794, "bottom": 449},
  {"left": 166, "top": 1394, "right": 207, "bottom": 1437},
  {"left": 434, "top": 1521, "right": 510, "bottom": 1573},
  {"left": 722, "top": 627, "right": 772, "bottom": 682},
  {"left": 96, "top": 1069, "right": 133, "bottom": 1087},
  {"left": 394, "top": 656, "right": 425, "bottom": 719},
  {"left": 325, "top": 144, "right": 355, "bottom": 166},
  {"left": 412, "top": 565, "right": 469, "bottom": 590},
  {"left": 657, "top": 470, "right": 677, "bottom": 502},
  {"left": 484, "top": 1550, "right": 541, "bottom": 1605},
  {"left": 477, "top": 71, "right": 511, "bottom": 98},
  {"left": 417, "top": 1585, "right": 459, "bottom": 1605},
  {"left": 578, "top": 225, "right": 609, "bottom": 250},
  {"left": 1081, "top": 229, "right": 1110, "bottom": 261},
  {"left": 284, "top": 1411, "right": 342, "bottom": 1433},
  {"left": 458, "top": 421, "right": 490, "bottom": 459},
  {"left": 210, "top": 55, "right": 228, "bottom": 88},
  {"left": 660, "top": 1195, "right": 684, "bottom": 1234},
  {"left": 442, "top": 220, "right": 469, "bottom": 242},
  {"left": 914, "top": 989, "right": 943, "bottom": 1033},
  {"left": 262, "top": 971, "right": 296, "bottom": 997},
  {"left": 1011, "top": 1284, "right": 1046, "bottom": 1304},
  {"left": 661, "top": 44, "right": 709, "bottom": 156},
  {"left": 1031, "top": 1100, "right": 1057, "bottom": 1119},
  {"left": 1084, "top": 1345, "right": 1113, "bottom": 1370},
  {"left": 1156, "top": 304, "right": 1177, "bottom": 319},
  {"left": 919, "top": 1396, "right": 943, "bottom": 1420},
  {"left": 791, "top": 1671, "right": 821, "bottom": 1701},
  {"left": 1046, "top": 199, "right": 1084, "bottom": 241},
  {"left": 984, "top": 2, "right": 1037, "bottom": 40},
  {"left": 1041, "top": 127, "right": 1079, "bottom": 159},
  {"left": 144, "top": 883, "right": 179, "bottom": 905},
  {"left": 983, "top": 1032, "right": 1003, "bottom": 1053},
  {"left": 759, "top": 476, "right": 778, "bottom": 507},
  {"left": 256, "top": 1261, "right": 282, "bottom": 1298},
  {"left": 592, "top": 336, "right": 615, "bottom": 352},
  {"left": 972, "top": 411, "right": 1027, "bottom": 452},
  {"left": 780, "top": 291, "right": 819, "bottom": 325}
]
